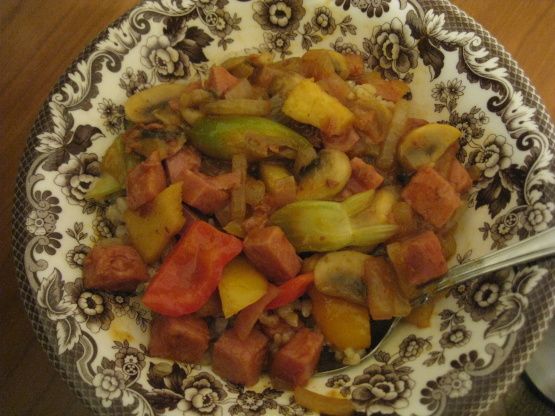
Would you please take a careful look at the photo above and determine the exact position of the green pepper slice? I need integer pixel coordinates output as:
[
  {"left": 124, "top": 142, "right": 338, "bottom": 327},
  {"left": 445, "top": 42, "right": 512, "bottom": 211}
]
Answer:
[{"left": 189, "top": 116, "right": 316, "bottom": 171}]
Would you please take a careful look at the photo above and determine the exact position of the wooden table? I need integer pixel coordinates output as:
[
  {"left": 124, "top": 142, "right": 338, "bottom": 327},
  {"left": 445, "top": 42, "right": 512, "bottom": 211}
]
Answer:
[{"left": 0, "top": 1, "right": 553, "bottom": 415}]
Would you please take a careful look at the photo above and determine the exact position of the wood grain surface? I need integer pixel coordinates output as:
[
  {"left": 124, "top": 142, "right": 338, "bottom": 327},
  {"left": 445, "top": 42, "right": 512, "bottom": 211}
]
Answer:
[{"left": 0, "top": 1, "right": 553, "bottom": 415}]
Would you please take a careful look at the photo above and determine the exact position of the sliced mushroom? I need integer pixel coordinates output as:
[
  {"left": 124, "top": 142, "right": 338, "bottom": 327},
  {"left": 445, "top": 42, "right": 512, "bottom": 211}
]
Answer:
[
  {"left": 313, "top": 250, "right": 370, "bottom": 305},
  {"left": 397, "top": 123, "right": 461, "bottom": 170},
  {"left": 296, "top": 149, "right": 351, "bottom": 200},
  {"left": 125, "top": 83, "right": 190, "bottom": 123}
]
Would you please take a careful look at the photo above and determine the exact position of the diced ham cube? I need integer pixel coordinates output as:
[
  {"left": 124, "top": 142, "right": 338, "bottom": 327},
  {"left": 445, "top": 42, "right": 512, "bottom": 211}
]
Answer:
[
  {"left": 165, "top": 148, "right": 240, "bottom": 214},
  {"left": 149, "top": 315, "right": 210, "bottom": 364},
  {"left": 207, "top": 66, "right": 240, "bottom": 97},
  {"left": 270, "top": 328, "right": 324, "bottom": 387},
  {"left": 126, "top": 153, "right": 167, "bottom": 210},
  {"left": 387, "top": 230, "right": 448, "bottom": 285},
  {"left": 83, "top": 244, "right": 149, "bottom": 292},
  {"left": 244, "top": 226, "right": 302, "bottom": 283},
  {"left": 448, "top": 160, "right": 473, "bottom": 194},
  {"left": 212, "top": 329, "right": 269, "bottom": 386},
  {"left": 180, "top": 169, "right": 230, "bottom": 214},
  {"left": 165, "top": 147, "right": 201, "bottom": 183},
  {"left": 401, "top": 167, "right": 461, "bottom": 228},
  {"left": 346, "top": 157, "right": 384, "bottom": 193}
]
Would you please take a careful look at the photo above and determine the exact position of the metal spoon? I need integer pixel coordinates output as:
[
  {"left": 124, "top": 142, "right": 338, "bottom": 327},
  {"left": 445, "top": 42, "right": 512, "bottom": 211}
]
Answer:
[{"left": 317, "top": 227, "right": 555, "bottom": 374}]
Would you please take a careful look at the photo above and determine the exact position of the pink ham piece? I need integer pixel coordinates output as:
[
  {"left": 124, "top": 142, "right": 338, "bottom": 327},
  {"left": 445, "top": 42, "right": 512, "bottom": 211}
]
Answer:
[
  {"left": 270, "top": 328, "right": 324, "bottom": 387},
  {"left": 346, "top": 157, "right": 384, "bottom": 193},
  {"left": 387, "top": 230, "right": 448, "bottom": 286},
  {"left": 165, "top": 147, "right": 201, "bottom": 183},
  {"left": 212, "top": 328, "right": 269, "bottom": 386},
  {"left": 126, "top": 152, "right": 167, "bottom": 210},
  {"left": 206, "top": 66, "right": 240, "bottom": 97},
  {"left": 401, "top": 166, "right": 461, "bottom": 228},
  {"left": 83, "top": 244, "right": 149, "bottom": 292},
  {"left": 165, "top": 148, "right": 240, "bottom": 214},
  {"left": 149, "top": 315, "right": 210, "bottom": 364},
  {"left": 179, "top": 170, "right": 230, "bottom": 214},
  {"left": 243, "top": 226, "right": 302, "bottom": 283}
]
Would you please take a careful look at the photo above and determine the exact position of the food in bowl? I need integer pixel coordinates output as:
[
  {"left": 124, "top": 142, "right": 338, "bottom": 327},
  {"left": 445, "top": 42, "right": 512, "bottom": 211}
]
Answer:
[{"left": 82, "top": 49, "right": 475, "bottom": 401}]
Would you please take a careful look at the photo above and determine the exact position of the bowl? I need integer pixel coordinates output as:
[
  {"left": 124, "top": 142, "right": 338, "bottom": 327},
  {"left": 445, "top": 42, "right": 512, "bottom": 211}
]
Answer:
[{"left": 12, "top": 0, "right": 555, "bottom": 414}]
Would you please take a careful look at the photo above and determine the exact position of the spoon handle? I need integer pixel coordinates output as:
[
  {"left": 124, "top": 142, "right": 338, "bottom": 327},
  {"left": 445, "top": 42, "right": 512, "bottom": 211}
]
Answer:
[{"left": 411, "top": 227, "right": 555, "bottom": 306}]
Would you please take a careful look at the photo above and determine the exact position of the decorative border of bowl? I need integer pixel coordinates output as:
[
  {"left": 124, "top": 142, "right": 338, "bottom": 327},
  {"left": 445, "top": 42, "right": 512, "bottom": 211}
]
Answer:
[{"left": 12, "top": 0, "right": 555, "bottom": 415}]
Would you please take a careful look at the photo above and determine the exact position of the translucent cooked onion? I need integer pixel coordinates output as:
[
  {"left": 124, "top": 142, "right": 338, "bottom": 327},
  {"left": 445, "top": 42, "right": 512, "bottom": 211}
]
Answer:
[{"left": 377, "top": 99, "right": 409, "bottom": 170}]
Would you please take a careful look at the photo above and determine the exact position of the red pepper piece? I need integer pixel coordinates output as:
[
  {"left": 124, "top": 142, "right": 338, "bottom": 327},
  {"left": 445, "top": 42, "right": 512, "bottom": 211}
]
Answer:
[
  {"left": 142, "top": 220, "right": 242, "bottom": 316},
  {"left": 265, "top": 273, "right": 315, "bottom": 310}
]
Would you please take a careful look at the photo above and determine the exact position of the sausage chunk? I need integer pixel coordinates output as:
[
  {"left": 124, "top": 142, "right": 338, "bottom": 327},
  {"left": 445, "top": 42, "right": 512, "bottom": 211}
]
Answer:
[
  {"left": 243, "top": 226, "right": 301, "bottom": 283},
  {"left": 83, "top": 244, "right": 149, "bottom": 292},
  {"left": 401, "top": 166, "right": 461, "bottom": 228},
  {"left": 149, "top": 315, "right": 210, "bottom": 364},
  {"left": 126, "top": 153, "right": 167, "bottom": 210},
  {"left": 270, "top": 328, "right": 324, "bottom": 387},
  {"left": 387, "top": 230, "right": 448, "bottom": 286},
  {"left": 212, "top": 329, "right": 268, "bottom": 386}
]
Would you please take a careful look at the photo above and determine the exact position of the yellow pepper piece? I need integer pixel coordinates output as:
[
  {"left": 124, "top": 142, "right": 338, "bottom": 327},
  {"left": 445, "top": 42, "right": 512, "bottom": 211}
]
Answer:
[
  {"left": 124, "top": 182, "right": 186, "bottom": 263},
  {"left": 218, "top": 256, "right": 269, "bottom": 318},
  {"left": 282, "top": 79, "right": 354, "bottom": 136},
  {"left": 309, "top": 287, "right": 370, "bottom": 350}
]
